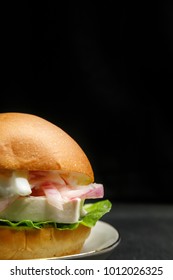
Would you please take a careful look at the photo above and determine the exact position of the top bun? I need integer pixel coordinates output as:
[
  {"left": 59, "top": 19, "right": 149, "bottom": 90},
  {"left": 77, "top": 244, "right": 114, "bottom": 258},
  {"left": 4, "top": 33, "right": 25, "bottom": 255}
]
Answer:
[{"left": 0, "top": 112, "right": 94, "bottom": 183}]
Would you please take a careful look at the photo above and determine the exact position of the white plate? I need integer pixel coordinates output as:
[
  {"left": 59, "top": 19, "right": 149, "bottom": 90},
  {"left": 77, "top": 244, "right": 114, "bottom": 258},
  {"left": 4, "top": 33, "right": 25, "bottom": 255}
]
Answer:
[{"left": 51, "top": 221, "right": 120, "bottom": 260}]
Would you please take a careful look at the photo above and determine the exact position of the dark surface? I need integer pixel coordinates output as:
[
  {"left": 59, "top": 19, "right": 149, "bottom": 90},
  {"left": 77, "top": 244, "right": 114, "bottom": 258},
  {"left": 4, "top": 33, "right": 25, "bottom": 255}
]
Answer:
[{"left": 102, "top": 203, "right": 173, "bottom": 260}]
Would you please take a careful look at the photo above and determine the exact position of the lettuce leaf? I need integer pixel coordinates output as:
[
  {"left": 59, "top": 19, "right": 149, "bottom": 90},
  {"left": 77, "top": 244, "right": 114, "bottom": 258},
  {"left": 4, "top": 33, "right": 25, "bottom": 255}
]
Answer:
[{"left": 0, "top": 200, "right": 112, "bottom": 230}]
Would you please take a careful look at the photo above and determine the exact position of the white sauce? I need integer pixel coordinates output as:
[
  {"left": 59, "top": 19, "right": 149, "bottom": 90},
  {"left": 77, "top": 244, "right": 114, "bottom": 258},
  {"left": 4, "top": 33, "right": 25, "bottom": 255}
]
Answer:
[{"left": 0, "top": 171, "right": 31, "bottom": 197}]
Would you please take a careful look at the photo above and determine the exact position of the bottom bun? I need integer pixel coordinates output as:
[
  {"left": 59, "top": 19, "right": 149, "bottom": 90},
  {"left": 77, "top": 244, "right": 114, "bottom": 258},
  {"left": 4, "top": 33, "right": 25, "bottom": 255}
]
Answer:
[{"left": 0, "top": 225, "right": 91, "bottom": 260}]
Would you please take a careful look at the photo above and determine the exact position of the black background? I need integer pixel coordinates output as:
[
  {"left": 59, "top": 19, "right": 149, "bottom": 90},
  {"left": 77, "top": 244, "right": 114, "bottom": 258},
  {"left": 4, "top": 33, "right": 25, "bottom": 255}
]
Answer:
[{"left": 1, "top": 1, "right": 173, "bottom": 204}]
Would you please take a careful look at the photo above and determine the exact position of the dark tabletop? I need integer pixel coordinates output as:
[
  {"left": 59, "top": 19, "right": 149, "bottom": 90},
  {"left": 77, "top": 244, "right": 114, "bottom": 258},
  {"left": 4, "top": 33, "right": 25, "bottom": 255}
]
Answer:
[{"left": 102, "top": 202, "right": 173, "bottom": 260}]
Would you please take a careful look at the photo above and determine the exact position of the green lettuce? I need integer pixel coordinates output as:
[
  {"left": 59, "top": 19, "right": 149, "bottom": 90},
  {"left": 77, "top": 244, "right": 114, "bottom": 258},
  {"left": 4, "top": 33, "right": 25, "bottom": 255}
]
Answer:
[{"left": 0, "top": 200, "right": 112, "bottom": 230}]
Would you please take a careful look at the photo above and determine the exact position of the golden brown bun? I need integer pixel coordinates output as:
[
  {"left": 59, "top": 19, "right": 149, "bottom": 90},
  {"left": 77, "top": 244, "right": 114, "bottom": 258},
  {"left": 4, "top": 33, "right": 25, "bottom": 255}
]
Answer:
[
  {"left": 0, "top": 225, "right": 91, "bottom": 259},
  {"left": 0, "top": 112, "right": 94, "bottom": 183}
]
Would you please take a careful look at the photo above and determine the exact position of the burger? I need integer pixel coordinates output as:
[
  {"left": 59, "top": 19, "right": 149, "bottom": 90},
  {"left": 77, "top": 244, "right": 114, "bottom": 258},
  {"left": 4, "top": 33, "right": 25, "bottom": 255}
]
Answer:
[{"left": 0, "top": 112, "right": 111, "bottom": 259}]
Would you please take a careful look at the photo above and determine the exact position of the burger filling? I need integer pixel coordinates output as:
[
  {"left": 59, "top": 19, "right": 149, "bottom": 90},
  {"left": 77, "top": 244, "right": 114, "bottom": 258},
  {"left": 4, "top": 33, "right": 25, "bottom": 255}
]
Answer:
[{"left": 0, "top": 170, "right": 110, "bottom": 226}]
